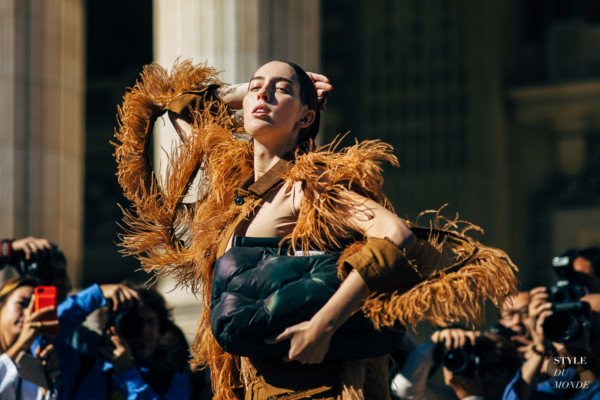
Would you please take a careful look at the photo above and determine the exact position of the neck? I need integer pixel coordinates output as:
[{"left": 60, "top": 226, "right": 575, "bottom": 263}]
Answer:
[
  {"left": 253, "top": 139, "right": 294, "bottom": 181},
  {"left": 0, "top": 331, "right": 10, "bottom": 354}
]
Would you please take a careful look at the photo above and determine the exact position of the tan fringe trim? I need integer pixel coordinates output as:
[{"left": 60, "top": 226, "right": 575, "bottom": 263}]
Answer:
[
  {"left": 113, "top": 60, "right": 252, "bottom": 400},
  {"left": 339, "top": 360, "right": 365, "bottom": 400},
  {"left": 283, "top": 137, "right": 398, "bottom": 254},
  {"left": 362, "top": 210, "right": 518, "bottom": 329}
]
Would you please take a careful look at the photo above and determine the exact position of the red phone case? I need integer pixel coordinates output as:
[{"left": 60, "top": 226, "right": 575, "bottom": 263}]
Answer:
[{"left": 34, "top": 286, "right": 57, "bottom": 321}]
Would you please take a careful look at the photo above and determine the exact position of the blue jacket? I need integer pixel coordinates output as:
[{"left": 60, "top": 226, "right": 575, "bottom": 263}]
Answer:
[
  {"left": 48, "top": 285, "right": 190, "bottom": 399},
  {"left": 502, "top": 368, "right": 600, "bottom": 400},
  {"left": 73, "top": 359, "right": 190, "bottom": 400}
]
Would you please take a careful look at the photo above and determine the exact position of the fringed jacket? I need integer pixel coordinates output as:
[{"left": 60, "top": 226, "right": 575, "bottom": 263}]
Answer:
[{"left": 113, "top": 60, "right": 518, "bottom": 400}]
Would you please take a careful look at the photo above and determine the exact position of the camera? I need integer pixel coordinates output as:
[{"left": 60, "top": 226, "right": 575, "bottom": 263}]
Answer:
[
  {"left": 435, "top": 341, "right": 481, "bottom": 375},
  {"left": 442, "top": 343, "right": 480, "bottom": 375},
  {"left": 543, "top": 255, "right": 591, "bottom": 343},
  {"left": 0, "top": 244, "right": 66, "bottom": 284},
  {"left": 109, "top": 308, "right": 144, "bottom": 339}
]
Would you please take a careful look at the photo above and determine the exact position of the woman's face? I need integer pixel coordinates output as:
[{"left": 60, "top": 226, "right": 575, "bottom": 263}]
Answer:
[
  {"left": 243, "top": 61, "right": 311, "bottom": 146},
  {"left": 0, "top": 286, "right": 34, "bottom": 349}
]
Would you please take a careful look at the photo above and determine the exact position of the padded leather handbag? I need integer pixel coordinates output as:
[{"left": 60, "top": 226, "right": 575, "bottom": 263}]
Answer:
[{"left": 210, "top": 237, "right": 405, "bottom": 360}]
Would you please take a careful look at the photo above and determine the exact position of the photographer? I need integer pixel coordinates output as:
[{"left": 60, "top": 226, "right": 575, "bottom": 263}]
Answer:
[
  {"left": 1, "top": 237, "right": 52, "bottom": 265},
  {"left": 1, "top": 236, "right": 142, "bottom": 399},
  {"left": 1, "top": 237, "right": 69, "bottom": 302},
  {"left": 502, "top": 286, "right": 600, "bottom": 399},
  {"left": 390, "top": 333, "right": 459, "bottom": 400},
  {"left": 571, "top": 247, "right": 600, "bottom": 313},
  {"left": 72, "top": 286, "right": 191, "bottom": 399},
  {"left": 433, "top": 329, "right": 520, "bottom": 400},
  {"left": 0, "top": 277, "right": 59, "bottom": 400}
]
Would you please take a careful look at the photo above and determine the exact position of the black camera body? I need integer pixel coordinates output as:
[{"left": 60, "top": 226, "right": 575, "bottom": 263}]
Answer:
[
  {"left": 543, "top": 256, "right": 591, "bottom": 343},
  {"left": 438, "top": 342, "right": 481, "bottom": 375},
  {"left": 109, "top": 308, "right": 144, "bottom": 339},
  {"left": 0, "top": 244, "right": 66, "bottom": 284}
]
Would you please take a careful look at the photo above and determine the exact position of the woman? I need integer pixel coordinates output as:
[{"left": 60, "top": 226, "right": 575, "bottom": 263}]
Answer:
[
  {"left": 0, "top": 277, "right": 58, "bottom": 400},
  {"left": 114, "top": 60, "right": 517, "bottom": 399}
]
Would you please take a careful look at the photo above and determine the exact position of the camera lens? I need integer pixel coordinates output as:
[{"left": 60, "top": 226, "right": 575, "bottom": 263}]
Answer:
[
  {"left": 443, "top": 348, "right": 469, "bottom": 374},
  {"left": 543, "top": 313, "right": 580, "bottom": 343},
  {"left": 115, "top": 311, "right": 144, "bottom": 338}
]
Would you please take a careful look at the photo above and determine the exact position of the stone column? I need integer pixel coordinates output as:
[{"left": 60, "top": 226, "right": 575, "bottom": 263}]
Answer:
[
  {"left": 153, "top": 0, "right": 320, "bottom": 338},
  {"left": 0, "top": 0, "right": 85, "bottom": 284}
]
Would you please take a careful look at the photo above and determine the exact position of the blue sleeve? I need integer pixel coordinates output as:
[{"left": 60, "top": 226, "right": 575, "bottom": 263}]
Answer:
[
  {"left": 56, "top": 284, "right": 107, "bottom": 336},
  {"left": 162, "top": 371, "right": 191, "bottom": 400},
  {"left": 502, "top": 370, "right": 523, "bottom": 400},
  {"left": 112, "top": 368, "right": 191, "bottom": 400},
  {"left": 502, "top": 368, "right": 583, "bottom": 400},
  {"left": 112, "top": 368, "right": 158, "bottom": 400}
]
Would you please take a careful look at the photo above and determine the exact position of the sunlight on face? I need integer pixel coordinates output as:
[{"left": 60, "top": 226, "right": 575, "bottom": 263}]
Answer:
[
  {"left": 0, "top": 286, "right": 34, "bottom": 349},
  {"left": 242, "top": 61, "right": 306, "bottom": 146}
]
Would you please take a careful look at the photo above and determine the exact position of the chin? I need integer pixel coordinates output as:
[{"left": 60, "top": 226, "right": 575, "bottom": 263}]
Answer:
[{"left": 244, "top": 118, "right": 273, "bottom": 134}]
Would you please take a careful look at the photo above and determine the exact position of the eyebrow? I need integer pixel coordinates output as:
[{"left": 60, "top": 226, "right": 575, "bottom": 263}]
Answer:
[{"left": 249, "top": 76, "right": 295, "bottom": 86}]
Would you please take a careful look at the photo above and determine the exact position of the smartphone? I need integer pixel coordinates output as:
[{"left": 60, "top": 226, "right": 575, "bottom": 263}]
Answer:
[{"left": 34, "top": 286, "right": 58, "bottom": 330}]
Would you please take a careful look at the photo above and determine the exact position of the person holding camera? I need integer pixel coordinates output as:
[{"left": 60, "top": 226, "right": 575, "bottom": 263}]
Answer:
[
  {"left": 1, "top": 236, "right": 145, "bottom": 399},
  {"left": 502, "top": 286, "right": 600, "bottom": 400},
  {"left": 390, "top": 332, "right": 459, "bottom": 400},
  {"left": 389, "top": 327, "right": 520, "bottom": 400},
  {"left": 70, "top": 286, "right": 191, "bottom": 399},
  {"left": 432, "top": 328, "right": 520, "bottom": 400},
  {"left": 1, "top": 237, "right": 70, "bottom": 303},
  {"left": 0, "top": 276, "right": 59, "bottom": 400}
]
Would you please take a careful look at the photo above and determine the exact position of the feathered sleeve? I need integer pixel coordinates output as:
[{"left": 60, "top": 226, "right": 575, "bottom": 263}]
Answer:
[
  {"left": 112, "top": 60, "right": 251, "bottom": 284},
  {"left": 284, "top": 138, "right": 518, "bottom": 329}
]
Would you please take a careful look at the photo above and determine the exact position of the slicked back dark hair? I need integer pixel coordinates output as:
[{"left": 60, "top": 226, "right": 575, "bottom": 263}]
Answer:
[{"left": 278, "top": 61, "right": 321, "bottom": 150}]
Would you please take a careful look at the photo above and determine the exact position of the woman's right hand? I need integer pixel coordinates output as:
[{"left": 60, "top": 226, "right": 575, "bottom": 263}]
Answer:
[{"left": 6, "top": 301, "right": 58, "bottom": 360}]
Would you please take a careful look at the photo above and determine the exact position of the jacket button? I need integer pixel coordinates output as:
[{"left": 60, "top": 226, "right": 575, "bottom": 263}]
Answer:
[{"left": 234, "top": 196, "right": 245, "bottom": 206}]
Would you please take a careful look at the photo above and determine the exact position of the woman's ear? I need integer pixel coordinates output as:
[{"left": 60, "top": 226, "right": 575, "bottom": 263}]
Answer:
[{"left": 298, "top": 109, "right": 316, "bottom": 129}]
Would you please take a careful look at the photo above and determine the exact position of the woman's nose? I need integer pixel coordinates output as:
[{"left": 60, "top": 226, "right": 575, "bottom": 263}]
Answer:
[{"left": 256, "top": 85, "right": 270, "bottom": 101}]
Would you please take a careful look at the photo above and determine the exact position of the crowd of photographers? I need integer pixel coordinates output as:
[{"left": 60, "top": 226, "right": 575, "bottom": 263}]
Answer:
[
  {"left": 2, "top": 236, "right": 600, "bottom": 400},
  {"left": 0, "top": 237, "right": 211, "bottom": 400},
  {"left": 389, "top": 247, "right": 600, "bottom": 400}
]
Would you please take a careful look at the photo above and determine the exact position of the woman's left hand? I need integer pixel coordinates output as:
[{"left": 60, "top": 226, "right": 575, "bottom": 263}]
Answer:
[
  {"left": 306, "top": 72, "right": 333, "bottom": 110},
  {"left": 267, "top": 319, "right": 334, "bottom": 364}
]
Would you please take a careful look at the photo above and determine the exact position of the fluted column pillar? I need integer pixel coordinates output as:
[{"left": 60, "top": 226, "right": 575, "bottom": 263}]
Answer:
[
  {"left": 0, "top": 0, "right": 85, "bottom": 284},
  {"left": 153, "top": 0, "right": 320, "bottom": 337}
]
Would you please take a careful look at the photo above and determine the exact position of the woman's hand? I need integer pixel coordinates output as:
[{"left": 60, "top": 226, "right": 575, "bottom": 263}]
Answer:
[
  {"left": 266, "top": 270, "right": 369, "bottom": 364},
  {"left": 306, "top": 72, "right": 333, "bottom": 110},
  {"left": 267, "top": 319, "right": 334, "bottom": 364},
  {"left": 6, "top": 301, "right": 58, "bottom": 360}
]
